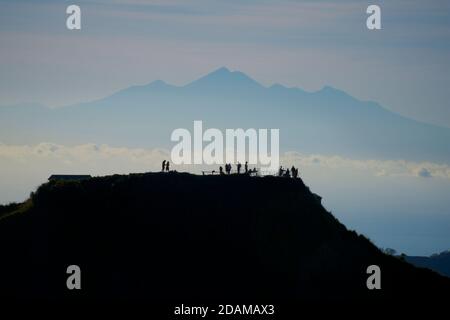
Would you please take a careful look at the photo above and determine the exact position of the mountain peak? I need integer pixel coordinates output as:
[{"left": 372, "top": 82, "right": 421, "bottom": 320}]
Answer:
[
  {"left": 185, "top": 67, "right": 263, "bottom": 90},
  {"left": 211, "top": 66, "right": 231, "bottom": 74}
]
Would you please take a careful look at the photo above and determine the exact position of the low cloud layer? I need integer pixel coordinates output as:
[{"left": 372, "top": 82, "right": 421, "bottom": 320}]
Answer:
[
  {"left": 283, "top": 152, "right": 450, "bottom": 180},
  {"left": 0, "top": 142, "right": 168, "bottom": 171},
  {"left": 1, "top": 142, "right": 449, "bottom": 180}
]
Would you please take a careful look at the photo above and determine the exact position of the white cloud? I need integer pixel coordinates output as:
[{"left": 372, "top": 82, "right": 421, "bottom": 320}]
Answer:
[
  {"left": 0, "top": 142, "right": 169, "bottom": 171},
  {"left": 1, "top": 143, "right": 450, "bottom": 180},
  {"left": 281, "top": 151, "right": 450, "bottom": 180}
]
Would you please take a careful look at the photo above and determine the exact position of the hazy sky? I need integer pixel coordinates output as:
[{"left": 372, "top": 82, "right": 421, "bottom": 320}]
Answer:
[{"left": 1, "top": 0, "right": 449, "bottom": 127}]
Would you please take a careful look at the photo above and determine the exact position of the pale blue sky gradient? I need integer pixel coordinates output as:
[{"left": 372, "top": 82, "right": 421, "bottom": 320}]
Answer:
[{"left": 0, "top": 0, "right": 449, "bottom": 127}]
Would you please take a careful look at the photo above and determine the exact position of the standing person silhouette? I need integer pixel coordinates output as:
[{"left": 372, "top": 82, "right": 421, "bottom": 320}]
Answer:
[
  {"left": 219, "top": 166, "right": 224, "bottom": 175},
  {"left": 284, "top": 168, "right": 290, "bottom": 177},
  {"left": 165, "top": 161, "right": 170, "bottom": 172},
  {"left": 162, "top": 160, "right": 166, "bottom": 172},
  {"left": 237, "top": 162, "right": 242, "bottom": 174},
  {"left": 245, "top": 161, "right": 248, "bottom": 174},
  {"left": 278, "top": 166, "right": 284, "bottom": 177},
  {"left": 291, "top": 166, "right": 297, "bottom": 178}
]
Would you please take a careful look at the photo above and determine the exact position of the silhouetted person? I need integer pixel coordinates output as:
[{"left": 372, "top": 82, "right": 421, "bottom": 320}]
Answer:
[
  {"left": 219, "top": 166, "right": 224, "bottom": 175},
  {"left": 226, "top": 163, "right": 232, "bottom": 175},
  {"left": 165, "top": 161, "right": 170, "bottom": 172},
  {"left": 292, "top": 166, "right": 298, "bottom": 179},
  {"left": 278, "top": 166, "right": 284, "bottom": 177},
  {"left": 162, "top": 160, "right": 166, "bottom": 172},
  {"left": 284, "top": 168, "right": 290, "bottom": 177},
  {"left": 237, "top": 162, "right": 242, "bottom": 174},
  {"left": 245, "top": 161, "right": 248, "bottom": 174}
]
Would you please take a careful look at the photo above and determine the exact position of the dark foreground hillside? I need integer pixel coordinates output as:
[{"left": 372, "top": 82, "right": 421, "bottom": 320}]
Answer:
[{"left": 0, "top": 172, "right": 449, "bottom": 302}]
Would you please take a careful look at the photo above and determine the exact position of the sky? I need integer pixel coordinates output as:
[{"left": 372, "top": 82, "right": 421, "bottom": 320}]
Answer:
[
  {"left": 0, "top": 0, "right": 449, "bottom": 256},
  {"left": 0, "top": 0, "right": 449, "bottom": 127}
]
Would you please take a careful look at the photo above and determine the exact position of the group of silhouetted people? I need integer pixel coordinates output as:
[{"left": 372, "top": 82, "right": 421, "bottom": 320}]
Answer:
[
  {"left": 161, "top": 159, "right": 300, "bottom": 178},
  {"left": 219, "top": 161, "right": 257, "bottom": 175},
  {"left": 161, "top": 160, "right": 170, "bottom": 172},
  {"left": 278, "top": 165, "right": 299, "bottom": 178},
  {"left": 221, "top": 163, "right": 232, "bottom": 175}
]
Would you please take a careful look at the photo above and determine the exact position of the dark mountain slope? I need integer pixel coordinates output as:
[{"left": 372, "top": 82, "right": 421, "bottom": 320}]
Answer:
[
  {"left": 406, "top": 251, "right": 450, "bottom": 278},
  {"left": 0, "top": 173, "right": 448, "bottom": 302}
]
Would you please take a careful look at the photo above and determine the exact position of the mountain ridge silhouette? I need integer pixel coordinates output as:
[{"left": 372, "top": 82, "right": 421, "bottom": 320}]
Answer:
[
  {"left": 0, "top": 172, "right": 449, "bottom": 301},
  {"left": 1, "top": 67, "right": 449, "bottom": 162}
]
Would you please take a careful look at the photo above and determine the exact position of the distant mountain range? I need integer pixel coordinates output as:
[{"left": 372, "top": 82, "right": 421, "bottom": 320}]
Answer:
[
  {"left": 406, "top": 251, "right": 450, "bottom": 278},
  {"left": 1, "top": 67, "right": 449, "bottom": 163}
]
